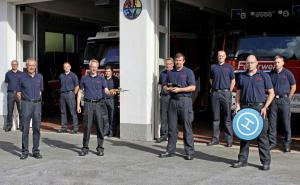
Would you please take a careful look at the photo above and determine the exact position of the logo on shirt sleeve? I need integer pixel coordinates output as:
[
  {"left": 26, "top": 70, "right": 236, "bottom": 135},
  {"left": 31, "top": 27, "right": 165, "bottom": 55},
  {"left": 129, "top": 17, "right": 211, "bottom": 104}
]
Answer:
[
  {"left": 255, "top": 77, "right": 263, "bottom": 81},
  {"left": 223, "top": 67, "right": 229, "bottom": 72}
]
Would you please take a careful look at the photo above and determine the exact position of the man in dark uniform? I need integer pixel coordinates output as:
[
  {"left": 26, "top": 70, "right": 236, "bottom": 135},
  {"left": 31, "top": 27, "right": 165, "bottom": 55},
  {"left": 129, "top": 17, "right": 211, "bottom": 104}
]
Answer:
[
  {"left": 159, "top": 53, "right": 196, "bottom": 160},
  {"left": 16, "top": 58, "right": 44, "bottom": 160},
  {"left": 4, "top": 60, "right": 23, "bottom": 132},
  {"left": 208, "top": 50, "right": 235, "bottom": 147},
  {"left": 77, "top": 59, "right": 110, "bottom": 156},
  {"left": 268, "top": 55, "right": 296, "bottom": 152},
  {"left": 103, "top": 65, "right": 119, "bottom": 137},
  {"left": 232, "top": 55, "right": 274, "bottom": 170},
  {"left": 156, "top": 57, "right": 174, "bottom": 143},
  {"left": 57, "top": 62, "right": 79, "bottom": 134}
]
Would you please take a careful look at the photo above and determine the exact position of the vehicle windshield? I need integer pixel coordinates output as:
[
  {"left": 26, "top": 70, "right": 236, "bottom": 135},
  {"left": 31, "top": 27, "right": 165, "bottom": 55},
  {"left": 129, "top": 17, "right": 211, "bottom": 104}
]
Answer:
[
  {"left": 236, "top": 36, "right": 300, "bottom": 60},
  {"left": 99, "top": 47, "right": 119, "bottom": 66},
  {"left": 83, "top": 39, "right": 119, "bottom": 67}
]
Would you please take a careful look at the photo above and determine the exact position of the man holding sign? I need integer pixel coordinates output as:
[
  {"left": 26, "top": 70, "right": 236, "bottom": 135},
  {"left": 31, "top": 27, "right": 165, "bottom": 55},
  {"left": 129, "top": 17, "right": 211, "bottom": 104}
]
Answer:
[{"left": 232, "top": 55, "right": 275, "bottom": 171}]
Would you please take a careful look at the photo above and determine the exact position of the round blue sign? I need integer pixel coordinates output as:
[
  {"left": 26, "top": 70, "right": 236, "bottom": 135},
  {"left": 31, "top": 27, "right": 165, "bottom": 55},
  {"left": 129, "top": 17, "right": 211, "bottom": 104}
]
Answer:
[{"left": 232, "top": 108, "right": 264, "bottom": 141}]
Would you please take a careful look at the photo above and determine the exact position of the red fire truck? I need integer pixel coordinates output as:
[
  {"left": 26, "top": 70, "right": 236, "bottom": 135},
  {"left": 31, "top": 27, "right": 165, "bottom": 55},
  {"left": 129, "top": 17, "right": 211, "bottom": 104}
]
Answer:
[{"left": 220, "top": 7, "right": 300, "bottom": 113}]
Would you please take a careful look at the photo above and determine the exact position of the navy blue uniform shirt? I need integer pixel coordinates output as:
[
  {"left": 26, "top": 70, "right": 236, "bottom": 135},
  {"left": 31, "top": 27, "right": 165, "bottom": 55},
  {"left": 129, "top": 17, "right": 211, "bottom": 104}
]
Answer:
[
  {"left": 159, "top": 70, "right": 171, "bottom": 96},
  {"left": 237, "top": 70, "right": 273, "bottom": 104},
  {"left": 269, "top": 68, "right": 296, "bottom": 96},
  {"left": 80, "top": 74, "right": 107, "bottom": 100},
  {"left": 59, "top": 72, "right": 79, "bottom": 92},
  {"left": 5, "top": 70, "right": 23, "bottom": 92},
  {"left": 18, "top": 73, "right": 44, "bottom": 100},
  {"left": 167, "top": 67, "right": 196, "bottom": 97},
  {"left": 103, "top": 76, "right": 119, "bottom": 98},
  {"left": 210, "top": 63, "right": 235, "bottom": 90}
]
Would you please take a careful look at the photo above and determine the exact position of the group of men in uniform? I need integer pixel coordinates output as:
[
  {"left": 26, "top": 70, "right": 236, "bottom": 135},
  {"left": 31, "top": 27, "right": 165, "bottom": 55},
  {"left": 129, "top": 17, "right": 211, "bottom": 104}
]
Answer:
[
  {"left": 3, "top": 50, "right": 297, "bottom": 170},
  {"left": 207, "top": 51, "right": 296, "bottom": 170},
  {"left": 4, "top": 58, "right": 119, "bottom": 159},
  {"left": 157, "top": 51, "right": 296, "bottom": 171},
  {"left": 59, "top": 60, "right": 119, "bottom": 156}
]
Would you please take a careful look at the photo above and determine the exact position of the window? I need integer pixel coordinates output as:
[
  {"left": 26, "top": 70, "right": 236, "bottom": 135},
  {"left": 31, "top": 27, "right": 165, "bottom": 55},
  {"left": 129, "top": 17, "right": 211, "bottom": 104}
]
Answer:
[
  {"left": 45, "top": 32, "right": 63, "bottom": 52},
  {"left": 23, "top": 13, "right": 34, "bottom": 35},
  {"left": 65, "top": 34, "right": 75, "bottom": 53},
  {"left": 23, "top": 40, "right": 33, "bottom": 61},
  {"left": 45, "top": 32, "right": 75, "bottom": 53},
  {"left": 83, "top": 39, "right": 119, "bottom": 66},
  {"left": 159, "top": 0, "right": 166, "bottom": 26},
  {"left": 236, "top": 36, "right": 300, "bottom": 60},
  {"left": 158, "top": 0, "right": 169, "bottom": 61},
  {"left": 159, "top": 32, "right": 166, "bottom": 58}
]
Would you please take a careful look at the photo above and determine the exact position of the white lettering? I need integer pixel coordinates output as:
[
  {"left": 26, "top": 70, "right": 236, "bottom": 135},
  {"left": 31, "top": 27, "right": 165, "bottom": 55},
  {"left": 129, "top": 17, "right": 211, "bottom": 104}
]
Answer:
[
  {"left": 237, "top": 61, "right": 246, "bottom": 70},
  {"left": 236, "top": 61, "right": 275, "bottom": 71},
  {"left": 258, "top": 64, "right": 274, "bottom": 70}
]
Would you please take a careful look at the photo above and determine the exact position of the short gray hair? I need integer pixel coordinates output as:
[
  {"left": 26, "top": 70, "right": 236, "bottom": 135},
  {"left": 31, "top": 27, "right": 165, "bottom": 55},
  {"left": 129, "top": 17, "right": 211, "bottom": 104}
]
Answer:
[
  {"left": 26, "top": 58, "right": 37, "bottom": 66},
  {"left": 164, "top": 57, "right": 174, "bottom": 63},
  {"left": 11, "top": 60, "right": 19, "bottom": 65},
  {"left": 89, "top": 59, "right": 99, "bottom": 67}
]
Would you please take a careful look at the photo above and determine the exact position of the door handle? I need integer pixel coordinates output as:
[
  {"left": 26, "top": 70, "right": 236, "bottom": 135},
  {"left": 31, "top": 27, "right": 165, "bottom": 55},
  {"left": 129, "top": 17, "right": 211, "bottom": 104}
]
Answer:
[{"left": 118, "top": 88, "right": 129, "bottom": 93}]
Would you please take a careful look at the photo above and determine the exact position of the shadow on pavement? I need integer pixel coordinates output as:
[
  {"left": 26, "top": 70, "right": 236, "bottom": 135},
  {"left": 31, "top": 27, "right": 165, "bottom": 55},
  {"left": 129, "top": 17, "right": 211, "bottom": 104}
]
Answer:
[
  {"left": 153, "top": 144, "right": 261, "bottom": 169},
  {"left": 0, "top": 141, "right": 21, "bottom": 157},
  {"left": 42, "top": 138, "right": 82, "bottom": 154},
  {"left": 106, "top": 139, "right": 163, "bottom": 156}
]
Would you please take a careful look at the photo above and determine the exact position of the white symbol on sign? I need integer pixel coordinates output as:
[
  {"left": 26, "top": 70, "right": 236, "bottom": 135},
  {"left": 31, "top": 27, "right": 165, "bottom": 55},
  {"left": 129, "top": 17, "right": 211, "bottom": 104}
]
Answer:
[
  {"left": 236, "top": 112, "right": 259, "bottom": 136},
  {"left": 241, "top": 117, "right": 255, "bottom": 131}
]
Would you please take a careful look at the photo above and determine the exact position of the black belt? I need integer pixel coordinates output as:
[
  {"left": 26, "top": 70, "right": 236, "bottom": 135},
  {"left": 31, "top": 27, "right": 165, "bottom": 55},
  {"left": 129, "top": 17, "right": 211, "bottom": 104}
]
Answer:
[
  {"left": 170, "top": 96, "right": 191, "bottom": 100},
  {"left": 61, "top": 90, "right": 73, "bottom": 93},
  {"left": 22, "top": 99, "right": 41, "bottom": 103},
  {"left": 7, "top": 90, "right": 16, "bottom": 93},
  {"left": 103, "top": 97, "right": 113, "bottom": 99},
  {"left": 213, "top": 89, "right": 229, "bottom": 92},
  {"left": 160, "top": 94, "right": 170, "bottom": 97},
  {"left": 84, "top": 98, "right": 102, "bottom": 103},
  {"left": 242, "top": 102, "right": 264, "bottom": 106},
  {"left": 275, "top": 94, "right": 289, "bottom": 99}
]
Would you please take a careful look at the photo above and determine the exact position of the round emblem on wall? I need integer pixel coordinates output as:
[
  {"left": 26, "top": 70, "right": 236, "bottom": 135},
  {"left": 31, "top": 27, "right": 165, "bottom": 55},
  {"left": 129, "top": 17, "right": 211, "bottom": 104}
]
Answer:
[{"left": 123, "top": 0, "right": 142, "bottom": 20}]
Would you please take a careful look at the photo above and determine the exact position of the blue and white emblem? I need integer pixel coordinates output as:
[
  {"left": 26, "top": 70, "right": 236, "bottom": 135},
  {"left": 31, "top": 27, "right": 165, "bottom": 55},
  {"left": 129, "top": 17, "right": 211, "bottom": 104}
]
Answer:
[{"left": 233, "top": 108, "right": 263, "bottom": 141}]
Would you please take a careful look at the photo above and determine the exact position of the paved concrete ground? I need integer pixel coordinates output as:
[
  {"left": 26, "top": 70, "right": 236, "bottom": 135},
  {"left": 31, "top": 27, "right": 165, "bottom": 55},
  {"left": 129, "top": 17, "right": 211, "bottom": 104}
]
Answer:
[{"left": 0, "top": 130, "right": 299, "bottom": 185}]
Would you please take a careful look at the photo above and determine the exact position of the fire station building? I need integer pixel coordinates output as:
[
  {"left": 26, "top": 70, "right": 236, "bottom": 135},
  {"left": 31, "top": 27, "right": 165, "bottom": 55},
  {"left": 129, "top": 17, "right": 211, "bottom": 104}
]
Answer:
[{"left": 1, "top": 0, "right": 298, "bottom": 140}]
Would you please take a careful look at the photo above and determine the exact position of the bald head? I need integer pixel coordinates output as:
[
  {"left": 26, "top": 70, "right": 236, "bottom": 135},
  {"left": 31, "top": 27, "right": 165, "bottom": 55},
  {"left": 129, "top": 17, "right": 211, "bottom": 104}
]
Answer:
[
  {"left": 217, "top": 50, "right": 226, "bottom": 64},
  {"left": 246, "top": 55, "right": 258, "bottom": 72},
  {"left": 246, "top": 55, "right": 257, "bottom": 62}
]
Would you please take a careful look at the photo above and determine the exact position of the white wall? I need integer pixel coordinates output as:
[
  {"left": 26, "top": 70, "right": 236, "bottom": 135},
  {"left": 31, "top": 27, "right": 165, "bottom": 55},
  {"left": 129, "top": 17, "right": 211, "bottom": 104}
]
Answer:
[
  {"left": 0, "top": 0, "right": 17, "bottom": 125},
  {"left": 119, "top": 0, "right": 156, "bottom": 140}
]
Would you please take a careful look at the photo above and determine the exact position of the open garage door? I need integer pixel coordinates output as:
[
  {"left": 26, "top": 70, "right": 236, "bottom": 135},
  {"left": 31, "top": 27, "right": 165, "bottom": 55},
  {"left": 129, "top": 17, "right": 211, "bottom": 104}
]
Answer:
[{"left": 13, "top": 1, "right": 119, "bottom": 131}]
